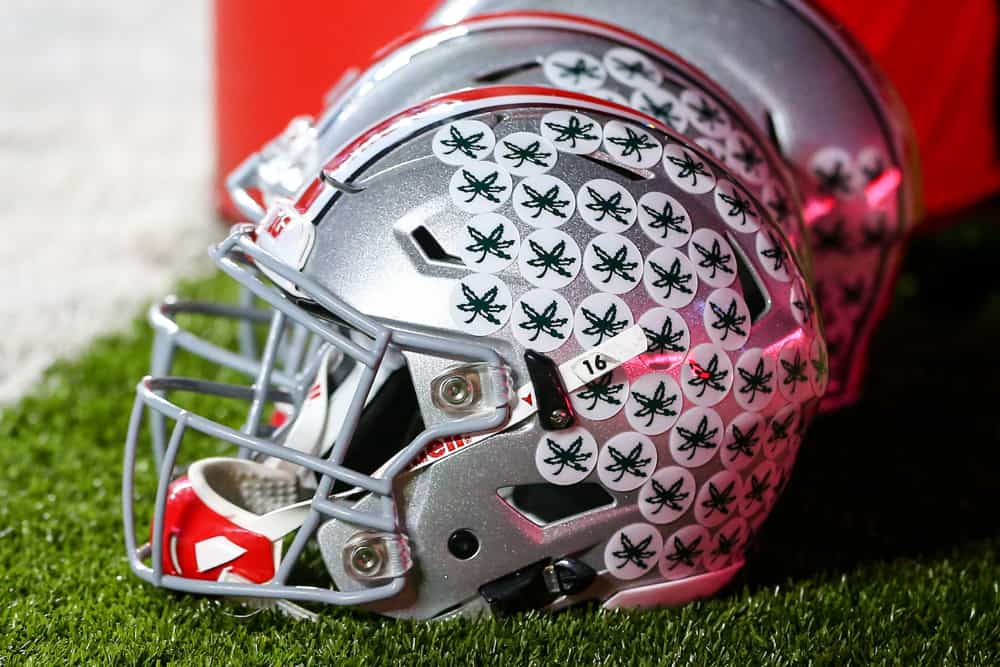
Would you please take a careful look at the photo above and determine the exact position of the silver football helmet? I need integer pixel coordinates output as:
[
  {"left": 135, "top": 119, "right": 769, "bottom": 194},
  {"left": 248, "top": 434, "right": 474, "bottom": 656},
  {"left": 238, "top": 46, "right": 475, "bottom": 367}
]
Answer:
[
  {"left": 423, "top": 1, "right": 921, "bottom": 409},
  {"left": 124, "top": 88, "right": 825, "bottom": 619}
]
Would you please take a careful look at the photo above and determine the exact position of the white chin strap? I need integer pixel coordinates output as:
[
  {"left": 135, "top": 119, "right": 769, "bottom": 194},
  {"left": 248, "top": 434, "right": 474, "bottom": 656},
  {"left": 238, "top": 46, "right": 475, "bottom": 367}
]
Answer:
[{"left": 269, "top": 338, "right": 406, "bottom": 477}]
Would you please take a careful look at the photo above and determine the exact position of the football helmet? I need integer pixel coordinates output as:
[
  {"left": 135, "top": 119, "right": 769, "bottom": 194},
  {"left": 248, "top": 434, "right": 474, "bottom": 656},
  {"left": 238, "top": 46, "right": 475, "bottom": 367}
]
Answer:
[
  {"left": 424, "top": 1, "right": 921, "bottom": 409},
  {"left": 124, "top": 88, "right": 825, "bottom": 619}
]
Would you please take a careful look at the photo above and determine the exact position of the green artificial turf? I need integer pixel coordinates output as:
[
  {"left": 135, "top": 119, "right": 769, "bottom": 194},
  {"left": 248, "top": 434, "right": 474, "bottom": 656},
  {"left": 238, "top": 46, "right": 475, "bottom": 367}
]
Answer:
[{"left": 2, "top": 215, "right": 999, "bottom": 665}]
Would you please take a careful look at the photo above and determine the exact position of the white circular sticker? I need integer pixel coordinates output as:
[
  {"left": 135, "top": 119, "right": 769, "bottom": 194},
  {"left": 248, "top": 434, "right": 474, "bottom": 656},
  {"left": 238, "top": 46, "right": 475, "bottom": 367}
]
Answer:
[
  {"left": 703, "top": 287, "right": 751, "bottom": 351},
  {"left": 694, "top": 469, "right": 744, "bottom": 528},
  {"left": 510, "top": 288, "right": 573, "bottom": 353},
  {"left": 858, "top": 145, "right": 889, "bottom": 184},
  {"left": 638, "top": 466, "right": 696, "bottom": 525},
  {"left": 810, "top": 146, "right": 858, "bottom": 199},
  {"left": 448, "top": 161, "right": 512, "bottom": 214},
  {"left": 540, "top": 110, "right": 603, "bottom": 155},
  {"left": 598, "top": 432, "right": 658, "bottom": 492},
  {"left": 605, "top": 522, "right": 663, "bottom": 580},
  {"left": 659, "top": 524, "right": 710, "bottom": 580},
  {"left": 577, "top": 179, "right": 638, "bottom": 233},
  {"left": 695, "top": 136, "right": 727, "bottom": 162},
  {"left": 669, "top": 406, "right": 723, "bottom": 468},
  {"left": 681, "top": 343, "right": 734, "bottom": 407},
  {"left": 733, "top": 348, "right": 777, "bottom": 412},
  {"left": 680, "top": 89, "right": 731, "bottom": 138},
  {"left": 631, "top": 87, "right": 687, "bottom": 133},
  {"left": 432, "top": 119, "right": 496, "bottom": 165},
  {"left": 755, "top": 229, "right": 791, "bottom": 282},
  {"left": 602, "top": 120, "right": 663, "bottom": 170},
  {"left": 448, "top": 273, "right": 512, "bottom": 336},
  {"left": 543, "top": 50, "right": 606, "bottom": 91},
  {"left": 457, "top": 213, "right": 520, "bottom": 273},
  {"left": 570, "top": 367, "right": 629, "bottom": 422},
  {"left": 637, "top": 306, "right": 690, "bottom": 370},
  {"left": 790, "top": 279, "right": 815, "bottom": 328},
  {"left": 574, "top": 293, "right": 634, "bottom": 349},
  {"left": 534, "top": 427, "right": 598, "bottom": 486},
  {"left": 778, "top": 339, "right": 813, "bottom": 402},
  {"left": 721, "top": 411, "right": 766, "bottom": 471},
  {"left": 511, "top": 174, "right": 576, "bottom": 228},
  {"left": 689, "top": 228, "right": 737, "bottom": 288},
  {"left": 604, "top": 47, "right": 662, "bottom": 88},
  {"left": 583, "top": 233, "right": 643, "bottom": 294},
  {"left": 625, "top": 372, "right": 683, "bottom": 435},
  {"left": 725, "top": 130, "right": 768, "bottom": 185},
  {"left": 761, "top": 179, "right": 793, "bottom": 228},
  {"left": 741, "top": 460, "right": 779, "bottom": 518},
  {"left": 637, "top": 191, "right": 691, "bottom": 247},
  {"left": 518, "top": 228, "right": 581, "bottom": 289},
  {"left": 810, "top": 337, "right": 829, "bottom": 397},
  {"left": 703, "top": 517, "right": 748, "bottom": 571},
  {"left": 643, "top": 247, "right": 698, "bottom": 308},
  {"left": 764, "top": 403, "right": 799, "bottom": 460},
  {"left": 662, "top": 143, "right": 717, "bottom": 194},
  {"left": 714, "top": 179, "right": 761, "bottom": 233},
  {"left": 493, "top": 131, "right": 557, "bottom": 177}
]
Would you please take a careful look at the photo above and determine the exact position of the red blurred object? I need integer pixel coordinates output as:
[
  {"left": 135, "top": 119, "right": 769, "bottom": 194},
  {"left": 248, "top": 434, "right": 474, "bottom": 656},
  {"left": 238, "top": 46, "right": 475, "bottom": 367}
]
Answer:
[
  {"left": 215, "top": 0, "right": 1000, "bottom": 221},
  {"left": 213, "top": 0, "right": 436, "bottom": 220},
  {"left": 815, "top": 0, "right": 1000, "bottom": 224}
]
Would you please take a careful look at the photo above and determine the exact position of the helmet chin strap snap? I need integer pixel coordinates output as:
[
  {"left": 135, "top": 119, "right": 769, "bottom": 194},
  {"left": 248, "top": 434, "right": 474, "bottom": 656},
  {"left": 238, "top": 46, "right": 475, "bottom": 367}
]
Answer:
[
  {"left": 523, "top": 350, "right": 576, "bottom": 431},
  {"left": 478, "top": 558, "right": 596, "bottom": 615}
]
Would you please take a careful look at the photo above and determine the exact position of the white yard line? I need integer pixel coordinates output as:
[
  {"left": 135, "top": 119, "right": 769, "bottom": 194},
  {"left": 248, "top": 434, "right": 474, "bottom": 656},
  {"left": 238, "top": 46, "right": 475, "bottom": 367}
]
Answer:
[{"left": 0, "top": 1, "right": 220, "bottom": 402}]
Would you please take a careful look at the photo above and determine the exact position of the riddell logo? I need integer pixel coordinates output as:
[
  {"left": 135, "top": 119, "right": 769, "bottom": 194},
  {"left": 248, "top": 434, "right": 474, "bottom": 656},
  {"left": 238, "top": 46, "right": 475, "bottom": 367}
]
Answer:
[
  {"left": 266, "top": 214, "right": 292, "bottom": 238},
  {"left": 405, "top": 435, "right": 472, "bottom": 472}
]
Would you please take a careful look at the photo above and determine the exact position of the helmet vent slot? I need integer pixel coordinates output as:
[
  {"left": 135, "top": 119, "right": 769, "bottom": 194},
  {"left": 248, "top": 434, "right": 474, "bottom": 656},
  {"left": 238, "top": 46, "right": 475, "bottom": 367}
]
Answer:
[
  {"left": 410, "top": 225, "right": 463, "bottom": 266},
  {"left": 474, "top": 59, "right": 542, "bottom": 83},
  {"left": 727, "top": 231, "right": 772, "bottom": 323},
  {"left": 497, "top": 484, "right": 614, "bottom": 527},
  {"left": 580, "top": 152, "right": 650, "bottom": 181},
  {"left": 763, "top": 109, "right": 786, "bottom": 158}
]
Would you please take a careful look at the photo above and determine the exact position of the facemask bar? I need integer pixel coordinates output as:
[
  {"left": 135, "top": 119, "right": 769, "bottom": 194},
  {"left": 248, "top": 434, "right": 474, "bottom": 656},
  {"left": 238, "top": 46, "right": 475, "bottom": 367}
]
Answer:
[
  {"left": 146, "top": 260, "right": 327, "bottom": 467},
  {"left": 123, "top": 226, "right": 512, "bottom": 607}
]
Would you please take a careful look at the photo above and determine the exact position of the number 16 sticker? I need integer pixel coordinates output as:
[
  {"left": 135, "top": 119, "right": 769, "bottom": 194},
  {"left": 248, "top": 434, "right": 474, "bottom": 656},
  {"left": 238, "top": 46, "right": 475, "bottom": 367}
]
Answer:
[{"left": 571, "top": 325, "right": 646, "bottom": 384}]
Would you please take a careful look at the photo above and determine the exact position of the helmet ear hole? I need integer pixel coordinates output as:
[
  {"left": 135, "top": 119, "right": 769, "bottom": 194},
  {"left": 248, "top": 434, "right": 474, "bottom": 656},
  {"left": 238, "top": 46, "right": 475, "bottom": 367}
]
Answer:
[{"left": 447, "top": 529, "right": 480, "bottom": 560}]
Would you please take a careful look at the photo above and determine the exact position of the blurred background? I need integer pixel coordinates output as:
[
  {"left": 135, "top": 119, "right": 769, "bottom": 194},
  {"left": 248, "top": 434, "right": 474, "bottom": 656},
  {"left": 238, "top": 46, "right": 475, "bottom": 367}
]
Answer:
[{"left": 0, "top": 0, "right": 216, "bottom": 401}]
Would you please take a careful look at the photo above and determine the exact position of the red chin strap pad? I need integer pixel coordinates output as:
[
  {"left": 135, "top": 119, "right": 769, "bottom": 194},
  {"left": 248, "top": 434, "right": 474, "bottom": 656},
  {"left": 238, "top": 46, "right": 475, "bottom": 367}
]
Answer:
[{"left": 157, "top": 475, "right": 277, "bottom": 584}]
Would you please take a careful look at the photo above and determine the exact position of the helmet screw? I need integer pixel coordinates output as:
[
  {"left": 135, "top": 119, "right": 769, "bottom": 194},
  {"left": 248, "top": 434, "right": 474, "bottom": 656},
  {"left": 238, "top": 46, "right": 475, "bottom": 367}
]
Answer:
[
  {"left": 439, "top": 375, "right": 472, "bottom": 406},
  {"left": 350, "top": 544, "right": 383, "bottom": 576},
  {"left": 548, "top": 408, "right": 571, "bottom": 428}
]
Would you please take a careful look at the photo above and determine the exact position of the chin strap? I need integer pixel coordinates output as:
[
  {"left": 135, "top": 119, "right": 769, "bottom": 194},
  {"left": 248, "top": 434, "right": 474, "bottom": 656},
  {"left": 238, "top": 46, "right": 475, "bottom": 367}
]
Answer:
[
  {"left": 478, "top": 558, "right": 597, "bottom": 615},
  {"left": 268, "top": 348, "right": 334, "bottom": 474},
  {"left": 219, "top": 569, "right": 320, "bottom": 622},
  {"left": 270, "top": 342, "right": 406, "bottom": 476}
]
